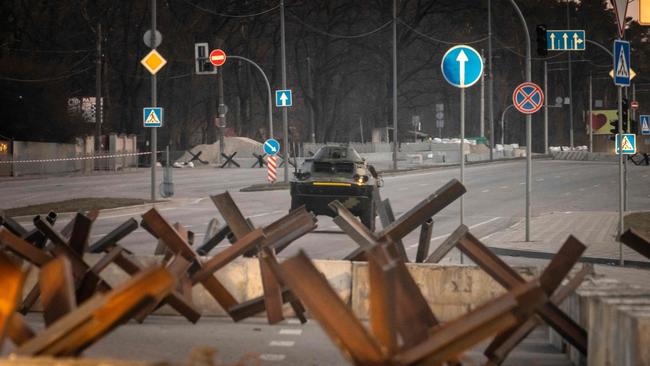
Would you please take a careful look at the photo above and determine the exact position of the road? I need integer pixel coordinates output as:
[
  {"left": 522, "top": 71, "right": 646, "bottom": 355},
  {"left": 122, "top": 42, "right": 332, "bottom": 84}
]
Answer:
[{"left": 3, "top": 159, "right": 649, "bottom": 260}]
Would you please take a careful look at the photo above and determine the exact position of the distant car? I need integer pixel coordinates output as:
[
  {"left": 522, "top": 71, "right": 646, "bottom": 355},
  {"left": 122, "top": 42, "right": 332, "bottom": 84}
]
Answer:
[{"left": 290, "top": 146, "right": 382, "bottom": 230}]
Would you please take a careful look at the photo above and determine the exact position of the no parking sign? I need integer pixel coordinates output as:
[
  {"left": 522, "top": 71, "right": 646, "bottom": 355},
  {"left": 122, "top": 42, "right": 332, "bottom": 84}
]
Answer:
[{"left": 512, "top": 82, "right": 544, "bottom": 114}]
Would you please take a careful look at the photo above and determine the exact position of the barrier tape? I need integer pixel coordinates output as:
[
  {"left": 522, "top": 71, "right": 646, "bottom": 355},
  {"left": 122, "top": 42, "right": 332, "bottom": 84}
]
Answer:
[{"left": 0, "top": 151, "right": 159, "bottom": 164}]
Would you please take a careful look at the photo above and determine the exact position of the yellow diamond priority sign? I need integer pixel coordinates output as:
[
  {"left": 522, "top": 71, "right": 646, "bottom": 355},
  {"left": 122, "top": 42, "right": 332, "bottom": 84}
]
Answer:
[{"left": 140, "top": 49, "right": 167, "bottom": 75}]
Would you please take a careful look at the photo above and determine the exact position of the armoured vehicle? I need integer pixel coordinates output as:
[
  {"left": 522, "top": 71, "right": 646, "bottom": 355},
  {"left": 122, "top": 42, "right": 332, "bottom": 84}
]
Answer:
[{"left": 290, "top": 146, "right": 382, "bottom": 230}]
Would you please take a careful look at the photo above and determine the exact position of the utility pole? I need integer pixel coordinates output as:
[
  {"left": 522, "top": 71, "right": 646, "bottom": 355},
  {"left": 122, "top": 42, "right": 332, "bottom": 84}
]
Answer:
[
  {"left": 306, "top": 57, "right": 316, "bottom": 143},
  {"left": 95, "top": 23, "right": 102, "bottom": 154},
  {"left": 280, "top": 0, "right": 289, "bottom": 182},
  {"left": 488, "top": 0, "right": 494, "bottom": 160},
  {"left": 359, "top": 117, "right": 364, "bottom": 143},
  {"left": 150, "top": 0, "right": 157, "bottom": 202},
  {"left": 480, "top": 49, "right": 485, "bottom": 138},
  {"left": 567, "top": 0, "right": 574, "bottom": 148},
  {"left": 508, "top": 0, "right": 532, "bottom": 242},
  {"left": 589, "top": 74, "right": 593, "bottom": 153},
  {"left": 392, "top": 0, "right": 398, "bottom": 170},
  {"left": 544, "top": 61, "right": 549, "bottom": 154}
]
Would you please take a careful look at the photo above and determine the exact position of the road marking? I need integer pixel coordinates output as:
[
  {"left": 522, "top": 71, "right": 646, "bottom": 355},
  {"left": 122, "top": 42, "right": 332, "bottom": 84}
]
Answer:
[
  {"left": 270, "top": 340, "right": 295, "bottom": 347},
  {"left": 578, "top": 188, "right": 585, "bottom": 192},
  {"left": 499, "top": 186, "right": 509, "bottom": 189},
  {"left": 643, "top": 175, "right": 648, "bottom": 178},
  {"left": 100, "top": 207, "right": 175, "bottom": 219},
  {"left": 249, "top": 210, "right": 285, "bottom": 218},
  {"left": 260, "top": 354, "right": 286, "bottom": 361},
  {"left": 407, "top": 217, "right": 501, "bottom": 249},
  {"left": 564, "top": 192, "right": 571, "bottom": 196},
  {"left": 398, "top": 187, "right": 409, "bottom": 191},
  {"left": 519, "top": 182, "right": 525, "bottom": 185},
  {"left": 593, "top": 184, "right": 600, "bottom": 187},
  {"left": 419, "top": 183, "right": 428, "bottom": 187},
  {"left": 286, "top": 319, "right": 302, "bottom": 325},
  {"left": 481, "top": 189, "right": 490, "bottom": 193},
  {"left": 536, "top": 178, "right": 544, "bottom": 182},
  {"left": 279, "top": 329, "right": 302, "bottom": 335}
]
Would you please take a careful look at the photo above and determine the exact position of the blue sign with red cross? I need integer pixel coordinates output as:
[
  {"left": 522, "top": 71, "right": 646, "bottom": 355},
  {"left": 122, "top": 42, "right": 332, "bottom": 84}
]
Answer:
[{"left": 512, "top": 82, "right": 544, "bottom": 114}]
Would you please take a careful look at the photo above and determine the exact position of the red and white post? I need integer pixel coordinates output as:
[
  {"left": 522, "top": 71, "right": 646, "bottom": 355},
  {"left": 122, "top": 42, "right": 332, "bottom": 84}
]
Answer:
[{"left": 267, "top": 155, "right": 277, "bottom": 183}]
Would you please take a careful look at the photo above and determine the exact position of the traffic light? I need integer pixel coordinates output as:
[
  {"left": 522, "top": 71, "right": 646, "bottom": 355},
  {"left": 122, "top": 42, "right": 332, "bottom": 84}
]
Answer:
[
  {"left": 630, "top": 120, "right": 638, "bottom": 135},
  {"left": 194, "top": 43, "right": 217, "bottom": 75},
  {"left": 536, "top": 24, "right": 548, "bottom": 56},
  {"left": 609, "top": 119, "right": 619, "bottom": 141}
]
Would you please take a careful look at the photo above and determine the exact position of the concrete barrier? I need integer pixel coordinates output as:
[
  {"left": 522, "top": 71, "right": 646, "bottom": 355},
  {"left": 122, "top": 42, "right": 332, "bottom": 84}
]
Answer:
[{"left": 551, "top": 275, "right": 650, "bottom": 366}]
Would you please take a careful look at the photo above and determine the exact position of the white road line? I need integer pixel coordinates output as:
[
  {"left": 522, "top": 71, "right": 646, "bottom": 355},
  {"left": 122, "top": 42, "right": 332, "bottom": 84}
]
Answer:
[
  {"left": 407, "top": 217, "right": 501, "bottom": 249},
  {"left": 419, "top": 183, "right": 428, "bottom": 187},
  {"left": 279, "top": 329, "right": 302, "bottom": 335},
  {"left": 249, "top": 210, "right": 285, "bottom": 218},
  {"left": 536, "top": 178, "right": 544, "bottom": 182},
  {"left": 99, "top": 207, "right": 175, "bottom": 219},
  {"left": 285, "top": 319, "right": 302, "bottom": 325},
  {"left": 481, "top": 189, "right": 490, "bottom": 193},
  {"left": 578, "top": 188, "right": 585, "bottom": 192},
  {"left": 499, "top": 186, "right": 509, "bottom": 189},
  {"left": 398, "top": 187, "right": 409, "bottom": 191},
  {"left": 593, "top": 184, "right": 600, "bottom": 187},
  {"left": 270, "top": 340, "right": 295, "bottom": 347},
  {"left": 519, "top": 182, "right": 525, "bottom": 185},
  {"left": 260, "top": 354, "right": 286, "bottom": 361}
]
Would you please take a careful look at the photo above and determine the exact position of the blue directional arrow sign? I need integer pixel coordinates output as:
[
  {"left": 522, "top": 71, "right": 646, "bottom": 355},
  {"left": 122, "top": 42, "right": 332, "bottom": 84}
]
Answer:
[
  {"left": 546, "top": 30, "right": 586, "bottom": 51},
  {"left": 263, "top": 138, "right": 280, "bottom": 156},
  {"left": 616, "top": 133, "right": 636, "bottom": 155},
  {"left": 275, "top": 90, "right": 292, "bottom": 107},
  {"left": 640, "top": 115, "right": 650, "bottom": 136},
  {"left": 613, "top": 40, "right": 631, "bottom": 86},
  {"left": 441, "top": 45, "right": 483, "bottom": 89},
  {"left": 143, "top": 107, "right": 163, "bottom": 128}
]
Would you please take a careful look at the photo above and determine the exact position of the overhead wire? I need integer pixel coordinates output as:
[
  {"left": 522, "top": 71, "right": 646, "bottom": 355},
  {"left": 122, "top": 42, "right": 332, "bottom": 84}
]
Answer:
[
  {"left": 1, "top": 46, "right": 93, "bottom": 54},
  {"left": 0, "top": 66, "right": 93, "bottom": 82},
  {"left": 494, "top": 37, "right": 567, "bottom": 60},
  {"left": 398, "top": 19, "right": 489, "bottom": 45},
  {"left": 179, "top": 0, "right": 280, "bottom": 18},
  {"left": 288, "top": 12, "right": 392, "bottom": 39}
]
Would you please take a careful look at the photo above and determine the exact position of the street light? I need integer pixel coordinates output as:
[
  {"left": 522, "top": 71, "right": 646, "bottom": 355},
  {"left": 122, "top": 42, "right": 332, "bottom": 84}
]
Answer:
[{"left": 500, "top": 104, "right": 516, "bottom": 145}]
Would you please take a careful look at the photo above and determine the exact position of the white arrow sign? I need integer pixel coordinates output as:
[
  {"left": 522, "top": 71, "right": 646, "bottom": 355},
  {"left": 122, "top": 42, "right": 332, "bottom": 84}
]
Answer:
[
  {"left": 456, "top": 50, "right": 468, "bottom": 87},
  {"left": 573, "top": 33, "right": 583, "bottom": 50},
  {"left": 279, "top": 93, "right": 288, "bottom": 106},
  {"left": 264, "top": 141, "right": 277, "bottom": 153}
]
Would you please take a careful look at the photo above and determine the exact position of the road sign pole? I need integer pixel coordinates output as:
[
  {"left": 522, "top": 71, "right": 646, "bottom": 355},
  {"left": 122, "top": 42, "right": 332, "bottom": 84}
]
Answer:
[
  {"left": 544, "top": 61, "right": 549, "bottom": 154},
  {"left": 280, "top": 0, "right": 289, "bottom": 182},
  {"left": 150, "top": 0, "right": 157, "bottom": 203},
  {"left": 480, "top": 49, "right": 485, "bottom": 138},
  {"left": 618, "top": 86, "right": 624, "bottom": 265},
  {"left": 488, "top": 0, "right": 494, "bottom": 161},
  {"left": 460, "top": 88, "right": 465, "bottom": 264},
  {"left": 567, "top": 0, "right": 574, "bottom": 149}
]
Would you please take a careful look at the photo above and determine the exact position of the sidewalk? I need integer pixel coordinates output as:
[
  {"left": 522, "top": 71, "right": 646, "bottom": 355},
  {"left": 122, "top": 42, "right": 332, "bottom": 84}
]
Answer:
[{"left": 483, "top": 210, "right": 650, "bottom": 289}]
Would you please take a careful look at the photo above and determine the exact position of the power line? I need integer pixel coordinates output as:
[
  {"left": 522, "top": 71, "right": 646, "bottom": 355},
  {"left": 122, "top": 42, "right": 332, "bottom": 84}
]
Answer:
[
  {"left": 1, "top": 46, "right": 92, "bottom": 54},
  {"left": 0, "top": 66, "right": 93, "bottom": 82},
  {"left": 494, "top": 37, "right": 567, "bottom": 60},
  {"left": 398, "top": 19, "right": 489, "bottom": 45},
  {"left": 179, "top": 0, "right": 280, "bottom": 18},
  {"left": 288, "top": 12, "right": 392, "bottom": 39}
]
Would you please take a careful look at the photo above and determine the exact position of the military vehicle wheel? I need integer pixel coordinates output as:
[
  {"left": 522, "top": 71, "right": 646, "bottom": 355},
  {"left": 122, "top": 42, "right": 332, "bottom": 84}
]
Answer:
[{"left": 359, "top": 199, "right": 376, "bottom": 232}]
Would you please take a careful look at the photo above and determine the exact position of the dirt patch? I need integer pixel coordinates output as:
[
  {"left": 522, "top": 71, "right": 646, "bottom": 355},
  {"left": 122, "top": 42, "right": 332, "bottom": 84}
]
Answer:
[
  {"left": 2, "top": 197, "right": 162, "bottom": 217},
  {"left": 624, "top": 212, "right": 650, "bottom": 238}
]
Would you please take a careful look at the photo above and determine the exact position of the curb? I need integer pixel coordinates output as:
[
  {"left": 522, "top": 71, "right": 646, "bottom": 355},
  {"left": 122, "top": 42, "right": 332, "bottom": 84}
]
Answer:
[{"left": 240, "top": 182, "right": 291, "bottom": 192}]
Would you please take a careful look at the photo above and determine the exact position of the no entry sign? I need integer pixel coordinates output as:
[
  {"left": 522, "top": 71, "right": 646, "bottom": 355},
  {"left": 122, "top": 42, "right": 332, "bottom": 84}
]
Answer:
[
  {"left": 512, "top": 82, "right": 544, "bottom": 114},
  {"left": 209, "top": 49, "right": 226, "bottom": 66}
]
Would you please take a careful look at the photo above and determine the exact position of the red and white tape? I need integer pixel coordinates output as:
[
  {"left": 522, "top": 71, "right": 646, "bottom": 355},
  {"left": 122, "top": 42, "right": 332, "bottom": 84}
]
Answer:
[
  {"left": 0, "top": 151, "right": 155, "bottom": 164},
  {"left": 267, "top": 155, "right": 277, "bottom": 183}
]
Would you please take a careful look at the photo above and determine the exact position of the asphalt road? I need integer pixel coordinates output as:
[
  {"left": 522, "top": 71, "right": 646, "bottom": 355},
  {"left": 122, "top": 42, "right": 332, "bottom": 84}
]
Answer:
[{"left": 3, "top": 159, "right": 649, "bottom": 260}]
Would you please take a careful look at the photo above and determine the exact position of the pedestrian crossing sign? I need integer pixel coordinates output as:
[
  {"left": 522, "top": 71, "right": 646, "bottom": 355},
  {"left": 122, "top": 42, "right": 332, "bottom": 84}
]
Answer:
[
  {"left": 143, "top": 107, "right": 163, "bottom": 127},
  {"left": 613, "top": 40, "right": 631, "bottom": 86},
  {"left": 641, "top": 115, "right": 650, "bottom": 136},
  {"left": 615, "top": 133, "right": 636, "bottom": 154}
]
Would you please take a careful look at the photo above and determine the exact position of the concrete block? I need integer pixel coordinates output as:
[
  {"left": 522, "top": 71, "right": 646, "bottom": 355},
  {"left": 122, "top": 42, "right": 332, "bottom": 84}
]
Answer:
[
  {"left": 617, "top": 307, "right": 650, "bottom": 366},
  {"left": 351, "top": 262, "right": 537, "bottom": 321}
]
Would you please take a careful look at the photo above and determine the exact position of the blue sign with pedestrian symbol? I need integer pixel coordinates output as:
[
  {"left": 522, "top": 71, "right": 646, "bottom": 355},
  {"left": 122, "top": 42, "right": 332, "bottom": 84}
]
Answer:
[
  {"left": 441, "top": 45, "right": 484, "bottom": 89},
  {"left": 613, "top": 40, "right": 631, "bottom": 86},
  {"left": 275, "top": 90, "right": 292, "bottom": 107},
  {"left": 546, "top": 30, "right": 585, "bottom": 51},
  {"left": 641, "top": 115, "right": 650, "bottom": 136},
  {"left": 616, "top": 133, "right": 636, "bottom": 155},
  {"left": 143, "top": 107, "right": 163, "bottom": 128},
  {"left": 263, "top": 138, "right": 280, "bottom": 156}
]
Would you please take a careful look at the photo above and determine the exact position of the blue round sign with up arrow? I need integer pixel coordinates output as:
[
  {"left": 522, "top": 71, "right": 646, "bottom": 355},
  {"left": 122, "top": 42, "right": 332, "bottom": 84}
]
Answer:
[
  {"left": 263, "top": 138, "right": 280, "bottom": 156},
  {"left": 441, "top": 45, "right": 484, "bottom": 89}
]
